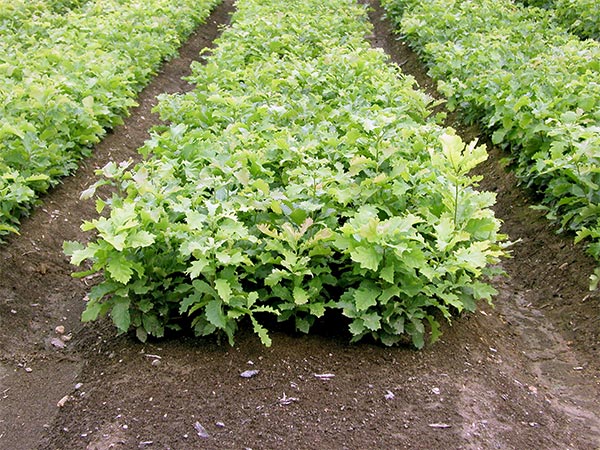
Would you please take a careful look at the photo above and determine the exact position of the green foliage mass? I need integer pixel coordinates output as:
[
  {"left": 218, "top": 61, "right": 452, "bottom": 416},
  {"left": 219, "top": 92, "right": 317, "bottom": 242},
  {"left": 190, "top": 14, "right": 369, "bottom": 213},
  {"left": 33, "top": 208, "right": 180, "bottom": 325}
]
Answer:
[
  {"left": 518, "top": 0, "right": 600, "bottom": 39},
  {"left": 382, "top": 0, "right": 600, "bottom": 285},
  {"left": 65, "top": 0, "right": 507, "bottom": 348},
  {"left": 0, "top": 0, "right": 219, "bottom": 237}
]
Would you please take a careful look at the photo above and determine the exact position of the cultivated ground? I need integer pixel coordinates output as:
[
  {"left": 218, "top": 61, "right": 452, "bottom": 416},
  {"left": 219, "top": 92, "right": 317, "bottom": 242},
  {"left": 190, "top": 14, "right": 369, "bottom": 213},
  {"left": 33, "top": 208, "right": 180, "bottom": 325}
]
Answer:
[{"left": 1, "top": 1, "right": 599, "bottom": 449}]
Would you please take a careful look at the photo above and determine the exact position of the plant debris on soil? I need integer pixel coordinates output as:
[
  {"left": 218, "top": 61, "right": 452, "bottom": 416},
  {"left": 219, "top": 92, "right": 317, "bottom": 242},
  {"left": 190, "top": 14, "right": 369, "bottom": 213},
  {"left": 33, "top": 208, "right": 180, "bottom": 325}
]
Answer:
[{"left": 1, "top": 1, "right": 599, "bottom": 449}]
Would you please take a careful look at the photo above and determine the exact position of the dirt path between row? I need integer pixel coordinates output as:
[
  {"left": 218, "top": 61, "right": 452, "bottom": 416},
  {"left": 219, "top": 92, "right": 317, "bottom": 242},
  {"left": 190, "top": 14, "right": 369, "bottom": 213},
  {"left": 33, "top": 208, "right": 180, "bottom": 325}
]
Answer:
[{"left": 1, "top": 1, "right": 599, "bottom": 449}]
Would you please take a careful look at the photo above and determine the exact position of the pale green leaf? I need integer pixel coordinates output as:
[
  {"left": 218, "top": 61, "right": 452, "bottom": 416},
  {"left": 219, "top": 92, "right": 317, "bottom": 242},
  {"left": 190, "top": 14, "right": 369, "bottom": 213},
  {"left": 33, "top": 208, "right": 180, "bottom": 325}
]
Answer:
[
  {"left": 354, "top": 284, "right": 378, "bottom": 311},
  {"left": 186, "top": 211, "right": 206, "bottom": 230},
  {"left": 136, "top": 326, "right": 148, "bottom": 343},
  {"left": 471, "top": 281, "right": 498, "bottom": 302},
  {"left": 379, "top": 264, "right": 395, "bottom": 283},
  {"left": 350, "top": 245, "right": 381, "bottom": 271},
  {"left": 408, "top": 319, "right": 425, "bottom": 349},
  {"left": 107, "top": 258, "right": 134, "bottom": 284},
  {"left": 289, "top": 208, "right": 308, "bottom": 226},
  {"left": 129, "top": 230, "right": 155, "bottom": 248},
  {"left": 270, "top": 201, "right": 283, "bottom": 214},
  {"left": 295, "top": 317, "right": 311, "bottom": 334},
  {"left": 63, "top": 241, "right": 93, "bottom": 266},
  {"left": 81, "top": 301, "right": 103, "bottom": 322},
  {"left": 251, "top": 317, "right": 272, "bottom": 347},
  {"left": 111, "top": 297, "right": 131, "bottom": 333},
  {"left": 179, "top": 293, "right": 202, "bottom": 315},
  {"left": 142, "top": 314, "right": 163, "bottom": 337},
  {"left": 455, "top": 242, "right": 489, "bottom": 270},
  {"left": 253, "top": 179, "right": 270, "bottom": 194},
  {"left": 426, "top": 315, "right": 441, "bottom": 344},
  {"left": 349, "top": 318, "right": 365, "bottom": 336},
  {"left": 309, "top": 302, "right": 326, "bottom": 317},
  {"left": 215, "top": 251, "right": 232, "bottom": 264},
  {"left": 265, "top": 269, "right": 286, "bottom": 286},
  {"left": 0, "top": 223, "right": 19, "bottom": 234},
  {"left": 439, "top": 132, "right": 464, "bottom": 172},
  {"left": 439, "top": 291, "right": 463, "bottom": 311},
  {"left": 246, "top": 292, "right": 259, "bottom": 307},
  {"left": 104, "top": 233, "right": 127, "bottom": 252},
  {"left": 187, "top": 259, "right": 209, "bottom": 279},
  {"left": 215, "top": 278, "right": 232, "bottom": 303},
  {"left": 205, "top": 299, "right": 227, "bottom": 329},
  {"left": 235, "top": 168, "right": 250, "bottom": 185},
  {"left": 362, "top": 312, "right": 381, "bottom": 331},
  {"left": 293, "top": 286, "right": 309, "bottom": 305},
  {"left": 434, "top": 216, "right": 455, "bottom": 252},
  {"left": 82, "top": 95, "right": 94, "bottom": 109}
]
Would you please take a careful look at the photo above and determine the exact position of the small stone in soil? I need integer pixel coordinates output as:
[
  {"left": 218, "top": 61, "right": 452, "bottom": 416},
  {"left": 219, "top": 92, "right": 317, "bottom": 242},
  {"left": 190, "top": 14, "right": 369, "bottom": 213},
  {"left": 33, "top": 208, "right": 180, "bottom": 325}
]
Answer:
[
  {"left": 57, "top": 395, "right": 70, "bottom": 407},
  {"left": 55, "top": 325, "right": 65, "bottom": 335},
  {"left": 194, "top": 421, "right": 210, "bottom": 438},
  {"left": 428, "top": 423, "right": 451, "bottom": 429},
  {"left": 278, "top": 393, "right": 299, "bottom": 405},
  {"left": 51, "top": 337, "right": 66, "bottom": 349},
  {"left": 314, "top": 373, "right": 335, "bottom": 380},
  {"left": 240, "top": 369, "right": 260, "bottom": 378}
]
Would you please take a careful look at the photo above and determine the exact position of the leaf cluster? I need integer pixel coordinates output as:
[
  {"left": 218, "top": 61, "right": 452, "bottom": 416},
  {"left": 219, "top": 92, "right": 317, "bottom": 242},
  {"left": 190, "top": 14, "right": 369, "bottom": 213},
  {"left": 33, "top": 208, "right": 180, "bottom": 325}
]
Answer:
[
  {"left": 66, "top": 0, "right": 507, "bottom": 348},
  {"left": 0, "top": 0, "right": 219, "bottom": 238},
  {"left": 382, "top": 0, "right": 600, "bottom": 280},
  {"left": 518, "top": 0, "right": 600, "bottom": 40}
]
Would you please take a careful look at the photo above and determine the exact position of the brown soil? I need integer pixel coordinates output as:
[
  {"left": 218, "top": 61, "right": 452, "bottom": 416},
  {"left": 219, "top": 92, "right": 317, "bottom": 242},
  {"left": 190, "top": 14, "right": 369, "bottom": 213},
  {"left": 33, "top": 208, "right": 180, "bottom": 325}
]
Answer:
[{"left": 1, "top": 1, "right": 599, "bottom": 449}]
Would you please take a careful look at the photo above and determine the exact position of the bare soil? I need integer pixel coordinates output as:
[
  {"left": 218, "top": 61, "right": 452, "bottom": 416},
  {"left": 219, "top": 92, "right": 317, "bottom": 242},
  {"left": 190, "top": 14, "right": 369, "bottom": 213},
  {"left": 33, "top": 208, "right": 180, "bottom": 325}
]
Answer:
[{"left": 1, "top": 1, "right": 599, "bottom": 449}]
